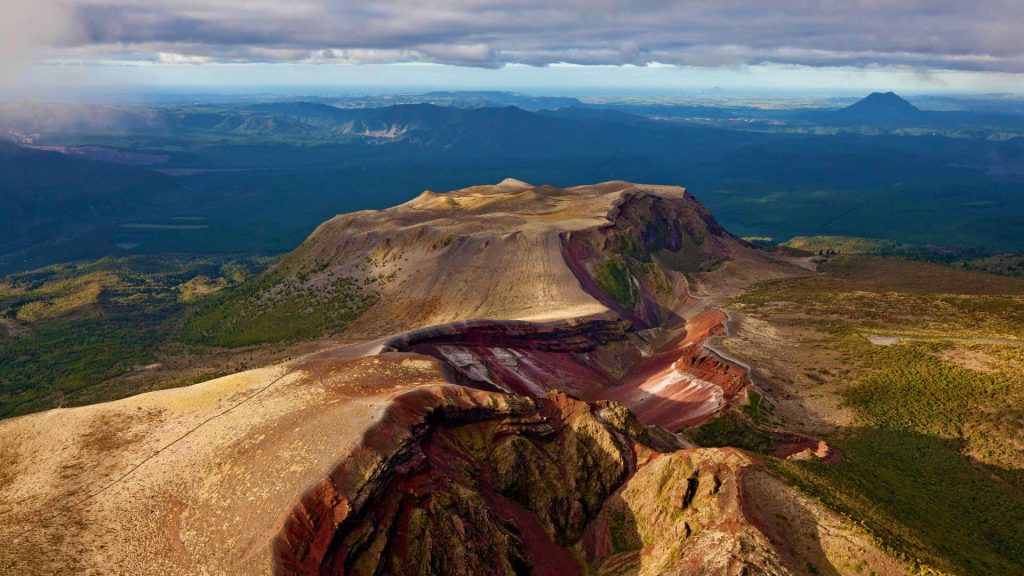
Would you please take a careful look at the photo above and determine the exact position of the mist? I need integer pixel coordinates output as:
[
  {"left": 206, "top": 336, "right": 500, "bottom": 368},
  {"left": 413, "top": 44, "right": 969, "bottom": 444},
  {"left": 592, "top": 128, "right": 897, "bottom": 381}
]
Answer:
[{"left": 0, "top": 0, "right": 76, "bottom": 92}]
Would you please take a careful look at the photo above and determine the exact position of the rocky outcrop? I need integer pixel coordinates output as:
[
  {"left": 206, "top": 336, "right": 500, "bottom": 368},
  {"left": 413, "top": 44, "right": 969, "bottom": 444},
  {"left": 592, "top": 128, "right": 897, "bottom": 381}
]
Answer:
[
  {"left": 582, "top": 448, "right": 791, "bottom": 575},
  {"left": 769, "top": 430, "right": 840, "bottom": 462},
  {"left": 379, "top": 315, "right": 630, "bottom": 397},
  {"left": 273, "top": 385, "right": 867, "bottom": 576},
  {"left": 562, "top": 189, "right": 741, "bottom": 330},
  {"left": 273, "top": 386, "right": 681, "bottom": 575},
  {"left": 599, "top": 309, "right": 750, "bottom": 430}
]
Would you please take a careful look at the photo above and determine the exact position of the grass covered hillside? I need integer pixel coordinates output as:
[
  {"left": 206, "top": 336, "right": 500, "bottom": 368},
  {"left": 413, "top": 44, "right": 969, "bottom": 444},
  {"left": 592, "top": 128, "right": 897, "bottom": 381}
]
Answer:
[
  {"left": 716, "top": 255, "right": 1024, "bottom": 575},
  {"left": 0, "top": 255, "right": 272, "bottom": 418}
]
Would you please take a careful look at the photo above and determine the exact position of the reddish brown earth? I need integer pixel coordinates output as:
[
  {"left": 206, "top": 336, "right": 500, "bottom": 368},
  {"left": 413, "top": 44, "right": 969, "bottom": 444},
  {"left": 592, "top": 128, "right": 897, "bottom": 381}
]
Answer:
[
  {"left": 383, "top": 315, "right": 628, "bottom": 397},
  {"left": 274, "top": 388, "right": 662, "bottom": 575},
  {"left": 598, "top": 309, "right": 749, "bottom": 430},
  {"left": 770, "top": 432, "right": 841, "bottom": 462},
  {"left": 272, "top": 385, "right": 897, "bottom": 576}
]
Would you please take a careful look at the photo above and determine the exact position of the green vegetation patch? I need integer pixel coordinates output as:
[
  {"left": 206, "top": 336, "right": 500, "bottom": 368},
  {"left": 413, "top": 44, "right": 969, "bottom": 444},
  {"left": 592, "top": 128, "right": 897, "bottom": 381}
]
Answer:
[
  {"left": 0, "top": 255, "right": 271, "bottom": 418},
  {"left": 782, "top": 236, "right": 1024, "bottom": 279},
  {"left": 781, "top": 235, "right": 898, "bottom": 255},
  {"left": 957, "top": 253, "right": 1024, "bottom": 278},
  {"left": 736, "top": 257, "right": 1024, "bottom": 574},
  {"left": 728, "top": 256, "right": 1024, "bottom": 339},
  {"left": 594, "top": 257, "right": 638, "bottom": 309},
  {"left": 181, "top": 268, "right": 378, "bottom": 347},
  {"left": 0, "top": 319, "right": 154, "bottom": 417},
  {"left": 774, "top": 425, "right": 1024, "bottom": 576},
  {"left": 847, "top": 342, "right": 992, "bottom": 438},
  {"left": 740, "top": 389, "right": 773, "bottom": 424},
  {"left": 689, "top": 412, "right": 773, "bottom": 454}
]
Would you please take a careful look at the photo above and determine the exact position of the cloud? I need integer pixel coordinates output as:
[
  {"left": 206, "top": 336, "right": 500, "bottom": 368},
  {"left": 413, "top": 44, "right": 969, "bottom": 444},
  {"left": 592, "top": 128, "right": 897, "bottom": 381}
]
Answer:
[
  {"left": 28, "top": 1, "right": 1024, "bottom": 72},
  {"left": 156, "top": 52, "right": 213, "bottom": 65},
  {"left": 0, "top": 0, "right": 79, "bottom": 87}
]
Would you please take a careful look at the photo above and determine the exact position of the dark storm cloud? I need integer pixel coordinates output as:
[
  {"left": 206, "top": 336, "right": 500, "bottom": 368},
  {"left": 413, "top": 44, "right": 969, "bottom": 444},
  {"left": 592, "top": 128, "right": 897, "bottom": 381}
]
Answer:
[{"left": 49, "top": 0, "right": 1024, "bottom": 71}]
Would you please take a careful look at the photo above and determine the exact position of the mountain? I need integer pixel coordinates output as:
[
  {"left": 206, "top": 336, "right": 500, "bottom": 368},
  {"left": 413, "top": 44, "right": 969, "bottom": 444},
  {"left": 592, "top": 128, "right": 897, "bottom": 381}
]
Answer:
[
  {"left": 6, "top": 97, "right": 1024, "bottom": 280},
  {"left": 235, "top": 103, "right": 687, "bottom": 152},
  {"left": 182, "top": 179, "right": 763, "bottom": 347},
  {"left": 832, "top": 91, "right": 924, "bottom": 125},
  {"left": 283, "top": 90, "right": 585, "bottom": 111},
  {"left": 0, "top": 180, "right": 912, "bottom": 576},
  {"left": 1, "top": 100, "right": 738, "bottom": 152}
]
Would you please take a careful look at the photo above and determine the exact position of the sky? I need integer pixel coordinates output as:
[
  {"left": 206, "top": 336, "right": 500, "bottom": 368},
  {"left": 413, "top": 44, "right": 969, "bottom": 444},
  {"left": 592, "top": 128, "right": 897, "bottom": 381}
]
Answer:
[{"left": 4, "top": 0, "right": 1024, "bottom": 96}]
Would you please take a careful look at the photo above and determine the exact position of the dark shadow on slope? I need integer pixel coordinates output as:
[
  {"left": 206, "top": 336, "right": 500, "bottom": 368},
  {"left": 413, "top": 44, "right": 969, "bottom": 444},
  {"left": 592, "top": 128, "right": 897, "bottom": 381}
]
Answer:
[
  {"left": 587, "top": 492, "right": 643, "bottom": 575},
  {"left": 775, "top": 427, "right": 1024, "bottom": 576},
  {"left": 742, "top": 470, "right": 843, "bottom": 576}
]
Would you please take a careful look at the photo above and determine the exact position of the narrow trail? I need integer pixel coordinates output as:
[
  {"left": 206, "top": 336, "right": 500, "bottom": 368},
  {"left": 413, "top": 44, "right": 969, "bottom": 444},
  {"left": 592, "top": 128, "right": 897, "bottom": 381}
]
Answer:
[
  {"left": 677, "top": 275, "right": 764, "bottom": 394},
  {"left": 680, "top": 278, "right": 840, "bottom": 460},
  {"left": 3, "top": 366, "right": 298, "bottom": 542},
  {"left": 863, "top": 333, "right": 1024, "bottom": 347},
  {"left": 703, "top": 310, "right": 757, "bottom": 384}
]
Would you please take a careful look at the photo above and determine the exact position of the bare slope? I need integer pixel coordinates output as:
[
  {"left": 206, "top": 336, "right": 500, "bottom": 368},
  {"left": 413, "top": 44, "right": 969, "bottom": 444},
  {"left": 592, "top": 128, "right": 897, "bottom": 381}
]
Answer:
[{"left": 0, "top": 352, "right": 451, "bottom": 575}]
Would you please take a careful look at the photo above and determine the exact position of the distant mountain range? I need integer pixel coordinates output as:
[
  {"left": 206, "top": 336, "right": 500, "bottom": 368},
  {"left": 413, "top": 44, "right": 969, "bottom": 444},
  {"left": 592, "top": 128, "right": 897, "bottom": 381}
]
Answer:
[
  {"left": 4, "top": 92, "right": 1024, "bottom": 272},
  {"left": 5, "top": 91, "right": 1024, "bottom": 146}
]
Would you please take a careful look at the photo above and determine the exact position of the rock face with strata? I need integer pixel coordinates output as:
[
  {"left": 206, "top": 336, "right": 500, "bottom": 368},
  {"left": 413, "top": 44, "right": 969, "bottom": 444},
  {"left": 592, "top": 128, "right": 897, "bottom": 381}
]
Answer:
[
  {"left": 599, "top": 309, "right": 750, "bottom": 430},
  {"left": 275, "top": 389, "right": 652, "bottom": 575}
]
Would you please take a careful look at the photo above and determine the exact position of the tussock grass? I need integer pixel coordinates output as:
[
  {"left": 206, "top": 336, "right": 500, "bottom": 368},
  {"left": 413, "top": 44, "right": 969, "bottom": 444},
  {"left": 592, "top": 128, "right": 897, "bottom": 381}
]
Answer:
[{"left": 735, "top": 255, "right": 1024, "bottom": 574}]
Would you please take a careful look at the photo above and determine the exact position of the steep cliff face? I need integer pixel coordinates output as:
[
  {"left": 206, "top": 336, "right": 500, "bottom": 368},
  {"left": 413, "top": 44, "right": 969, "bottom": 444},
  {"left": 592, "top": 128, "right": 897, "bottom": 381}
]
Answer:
[
  {"left": 380, "top": 316, "right": 631, "bottom": 397},
  {"left": 274, "top": 387, "right": 678, "bottom": 576},
  {"left": 561, "top": 189, "right": 740, "bottom": 330},
  {"left": 271, "top": 384, "right": 763, "bottom": 576},
  {"left": 582, "top": 448, "right": 791, "bottom": 576},
  {"left": 599, "top": 309, "right": 750, "bottom": 430},
  {"left": 272, "top": 386, "right": 888, "bottom": 576}
]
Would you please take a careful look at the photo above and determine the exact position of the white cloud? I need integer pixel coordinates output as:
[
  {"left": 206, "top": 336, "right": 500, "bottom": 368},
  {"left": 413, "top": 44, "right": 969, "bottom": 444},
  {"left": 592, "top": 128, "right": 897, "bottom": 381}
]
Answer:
[
  {"left": 156, "top": 52, "right": 212, "bottom": 65},
  {"left": 0, "top": 0, "right": 79, "bottom": 87},
  {"left": 16, "top": 0, "right": 1024, "bottom": 73}
]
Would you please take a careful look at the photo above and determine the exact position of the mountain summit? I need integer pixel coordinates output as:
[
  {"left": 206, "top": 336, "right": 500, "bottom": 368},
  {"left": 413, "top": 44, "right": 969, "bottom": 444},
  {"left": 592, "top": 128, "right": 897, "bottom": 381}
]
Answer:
[
  {"left": 834, "top": 91, "right": 923, "bottom": 125},
  {"left": 846, "top": 91, "right": 920, "bottom": 114}
]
